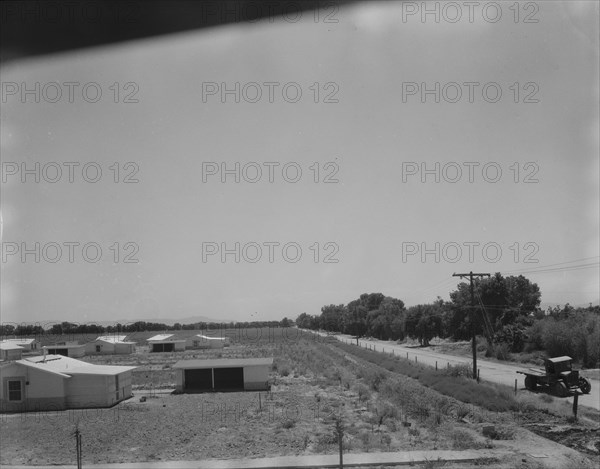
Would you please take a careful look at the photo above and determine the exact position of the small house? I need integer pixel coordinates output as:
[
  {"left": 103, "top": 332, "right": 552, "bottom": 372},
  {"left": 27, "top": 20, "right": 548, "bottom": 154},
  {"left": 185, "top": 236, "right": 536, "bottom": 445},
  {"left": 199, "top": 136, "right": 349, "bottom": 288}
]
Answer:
[
  {"left": 1, "top": 338, "right": 40, "bottom": 352},
  {"left": 42, "top": 342, "right": 86, "bottom": 358},
  {"left": 147, "top": 334, "right": 186, "bottom": 352},
  {"left": 85, "top": 335, "right": 136, "bottom": 355},
  {"left": 185, "top": 334, "right": 226, "bottom": 350},
  {"left": 173, "top": 357, "right": 272, "bottom": 392},
  {"left": 0, "top": 343, "right": 23, "bottom": 361},
  {"left": 0, "top": 354, "right": 136, "bottom": 413}
]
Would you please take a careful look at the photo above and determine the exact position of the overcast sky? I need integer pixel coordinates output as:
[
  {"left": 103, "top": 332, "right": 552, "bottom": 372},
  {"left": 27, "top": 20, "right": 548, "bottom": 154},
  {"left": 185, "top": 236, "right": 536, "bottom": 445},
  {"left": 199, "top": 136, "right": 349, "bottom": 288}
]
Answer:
[{"left": 1, "top": 1, "right": 598, "bottom": 325}]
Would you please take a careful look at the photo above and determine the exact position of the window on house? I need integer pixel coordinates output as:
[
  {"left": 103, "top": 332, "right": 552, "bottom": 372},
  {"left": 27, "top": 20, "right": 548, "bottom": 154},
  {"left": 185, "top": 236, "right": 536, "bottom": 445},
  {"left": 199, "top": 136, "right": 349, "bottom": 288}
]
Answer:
[
  {"left": 96, "top": 345, "right": 101, "bottom": 352},
  {"left": 8, "top": 380, "right": 22, "bottom": 401}
]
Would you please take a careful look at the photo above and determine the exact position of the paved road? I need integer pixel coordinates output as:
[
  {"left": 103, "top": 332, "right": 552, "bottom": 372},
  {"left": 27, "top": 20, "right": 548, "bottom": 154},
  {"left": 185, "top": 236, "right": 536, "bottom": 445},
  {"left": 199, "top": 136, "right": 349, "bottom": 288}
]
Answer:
[
  {"left": 312, "top": 331, "right": 600, "bottom": 411},
  {"left": 0, "top": 449, "right": 514, "bottom": 469}
]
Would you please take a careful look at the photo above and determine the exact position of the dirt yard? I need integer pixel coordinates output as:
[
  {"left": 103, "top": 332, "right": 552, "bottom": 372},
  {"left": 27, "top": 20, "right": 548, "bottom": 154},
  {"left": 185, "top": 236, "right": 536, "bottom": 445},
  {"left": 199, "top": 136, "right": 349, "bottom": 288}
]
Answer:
[{"left": 1, "top": 329, "right": 598, "bottom": 468}]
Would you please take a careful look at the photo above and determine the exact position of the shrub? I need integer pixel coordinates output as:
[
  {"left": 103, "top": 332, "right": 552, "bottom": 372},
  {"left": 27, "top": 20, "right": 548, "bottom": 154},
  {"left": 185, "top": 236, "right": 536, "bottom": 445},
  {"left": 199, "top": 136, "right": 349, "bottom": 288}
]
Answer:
[
  {"left": 451, "top": 429, "right": 478, "bottom": 449},
  {"left": 493, "top": 343, "right": 511, "bottom": 361},
  {"left": 384, "top": 417, "right": 397, "bottom": 432},
  {"left": 380, "top": 433, "right": 392, "bottom": 449},
  {"left": 359, "top": 431, "right": 371, "bottom": 451},
  {"left": 354, "top": 383, "right": 371, "bottom": 403},
  {"left": 445, "top": 363, "right": 472, "bottom": 378},
  {"left": 280, "top": 419, "right": 296, "bottom": 429}
]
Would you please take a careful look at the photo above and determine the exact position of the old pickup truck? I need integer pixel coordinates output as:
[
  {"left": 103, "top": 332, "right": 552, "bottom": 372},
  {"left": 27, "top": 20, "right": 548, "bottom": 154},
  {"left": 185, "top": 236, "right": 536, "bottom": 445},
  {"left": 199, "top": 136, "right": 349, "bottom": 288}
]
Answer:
[{"left": 517, "top": 356, "right": 592, "bottom": 397}]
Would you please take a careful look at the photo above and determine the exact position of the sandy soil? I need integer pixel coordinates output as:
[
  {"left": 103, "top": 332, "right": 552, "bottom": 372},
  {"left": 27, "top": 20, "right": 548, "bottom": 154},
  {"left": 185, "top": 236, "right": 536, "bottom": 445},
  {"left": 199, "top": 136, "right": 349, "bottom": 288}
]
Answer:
[{"left": 1, "top": 336, "right": 598, "bottom": 468}]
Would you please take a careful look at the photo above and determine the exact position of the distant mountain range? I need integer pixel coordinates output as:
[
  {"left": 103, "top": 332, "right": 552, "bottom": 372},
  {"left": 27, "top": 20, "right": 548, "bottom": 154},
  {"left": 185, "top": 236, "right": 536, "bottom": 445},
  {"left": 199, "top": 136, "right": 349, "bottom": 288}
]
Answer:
[{"left": 14, "top": 316, "right": 235, "bottom": 327}]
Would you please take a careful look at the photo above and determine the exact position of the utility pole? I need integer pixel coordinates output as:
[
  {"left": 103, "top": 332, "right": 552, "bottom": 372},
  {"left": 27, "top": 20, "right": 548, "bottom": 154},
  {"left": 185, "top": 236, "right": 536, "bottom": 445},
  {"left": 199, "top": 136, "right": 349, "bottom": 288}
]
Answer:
[
  {"left": 334, "top": 415, "right": 344, "bottom": 469},
  {"left": 73, "top": 425, "right": 82, "bottom": 469},
  {"left": 453, "top": 271, "right": 490, "bottom": 380}
]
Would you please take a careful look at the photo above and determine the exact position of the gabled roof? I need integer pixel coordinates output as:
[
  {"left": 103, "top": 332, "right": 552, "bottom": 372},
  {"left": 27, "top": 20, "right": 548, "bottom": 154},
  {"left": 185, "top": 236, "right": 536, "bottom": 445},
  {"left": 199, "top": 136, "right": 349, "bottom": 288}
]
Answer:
[
  {"left": 95, "top": 336, "right": 136, "bottom": 344},
  {"left": 21, "top": 355, "right": 136, "bottom": 376},
  {"left": 1, "top": 338, "right": 38, "bottom": 345},
  {"left": 173, "top": 358, "right": 273, "bottom": 369},
  {"left": 96, "top": 335, "right": 127, "bottom": 342},
  {"left": 147, "top": 334, "right": 185, "bottom": 343},
  {"left": 194, "top": 334, "right": 226, "bottom": 341},
  {"left": 43, "top": 343, "right": 85, "bottom": 349},
  {"left": 547, "top": 356, "right": 572, "bottom": 363},
  {"left": 0, "top": 342, "right": 24, "bottom": 350},
  {"left": 147, "top": 334, "right": 173, "bottom": 341}
]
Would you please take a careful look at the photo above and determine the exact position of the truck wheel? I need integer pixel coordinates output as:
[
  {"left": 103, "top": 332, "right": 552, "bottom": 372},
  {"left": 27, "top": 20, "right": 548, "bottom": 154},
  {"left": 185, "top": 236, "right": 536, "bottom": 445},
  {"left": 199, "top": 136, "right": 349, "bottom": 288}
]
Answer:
[
  {"left": 525, "top": 376, "right": 537, "bottom": 391},
  {"left": 579, "top": 378, "right": 591, "bottom": 394},
  {"left": 552, "top": 381, "right": 568, "bottom": 398}
]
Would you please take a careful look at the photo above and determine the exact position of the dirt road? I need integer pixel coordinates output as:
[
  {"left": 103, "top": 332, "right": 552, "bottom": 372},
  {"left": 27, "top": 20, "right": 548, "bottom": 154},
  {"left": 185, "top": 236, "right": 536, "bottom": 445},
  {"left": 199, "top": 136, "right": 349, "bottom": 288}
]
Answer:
[{"left": 324, "top": 332, "right": 600, "bottom": 411}]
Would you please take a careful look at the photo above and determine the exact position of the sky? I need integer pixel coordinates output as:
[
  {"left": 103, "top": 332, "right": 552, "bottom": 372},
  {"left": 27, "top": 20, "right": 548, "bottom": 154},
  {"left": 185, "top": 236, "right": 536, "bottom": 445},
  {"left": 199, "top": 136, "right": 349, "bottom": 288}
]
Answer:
[{"left": 1, "top": 1, "right": 599, "bottom": 325}]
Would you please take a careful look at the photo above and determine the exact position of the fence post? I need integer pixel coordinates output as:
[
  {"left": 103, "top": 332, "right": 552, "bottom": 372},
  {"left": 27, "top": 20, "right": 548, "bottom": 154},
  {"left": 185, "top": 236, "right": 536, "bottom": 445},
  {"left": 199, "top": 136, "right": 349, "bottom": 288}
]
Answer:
[
  {"left": 477, "top": 369, "right": 480, "bottom": 383},
  {"left": 415, "top": 356, "right": 417, "bottom": 363},
  {"left": 435, "top": 361, "right": 437, "bottom": 371},
  {"left": 572, "top": 394, "right": 579, "bottom": 420},
  {"left": 406, "top": 352, "right": 409, "bottom": 359},
  {"left": 514, "top": 379, "right": 517, "bottom": 396}
]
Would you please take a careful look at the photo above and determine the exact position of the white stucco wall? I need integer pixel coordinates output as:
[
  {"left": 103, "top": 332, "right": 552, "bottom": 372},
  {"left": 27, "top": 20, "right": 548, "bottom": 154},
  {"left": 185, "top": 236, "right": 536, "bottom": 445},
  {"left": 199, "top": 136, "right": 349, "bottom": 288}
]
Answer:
[
  {"left": 0, "top": 364, "right": 67, "bottom": 411},
  {"left": 243, "top": 365, "right": 270, "bottom": 390},
  {"left": 65, "top": 374, "right": 109, "bottom": 408}
]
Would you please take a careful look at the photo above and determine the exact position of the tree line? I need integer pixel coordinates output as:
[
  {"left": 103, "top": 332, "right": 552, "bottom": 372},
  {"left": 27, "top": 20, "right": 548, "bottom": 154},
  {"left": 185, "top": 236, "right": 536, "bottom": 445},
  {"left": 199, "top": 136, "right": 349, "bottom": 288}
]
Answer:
[
  {"left": 0, "top": 318, "right": 295, "bottom": 338},
  {"left": 295, "top": 273, "right": 600, "bottom": 367}
]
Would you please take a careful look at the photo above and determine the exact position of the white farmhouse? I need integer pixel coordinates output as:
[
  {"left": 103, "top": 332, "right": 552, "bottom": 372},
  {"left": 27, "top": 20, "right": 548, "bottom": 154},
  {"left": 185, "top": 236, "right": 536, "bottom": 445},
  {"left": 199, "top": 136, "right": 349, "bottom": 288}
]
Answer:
[
  {"left": 0, "top": 354, "right": 136, "bottom": 413},
  {"left": 85, "top": 335, "right": 136, "bottom": 355}
]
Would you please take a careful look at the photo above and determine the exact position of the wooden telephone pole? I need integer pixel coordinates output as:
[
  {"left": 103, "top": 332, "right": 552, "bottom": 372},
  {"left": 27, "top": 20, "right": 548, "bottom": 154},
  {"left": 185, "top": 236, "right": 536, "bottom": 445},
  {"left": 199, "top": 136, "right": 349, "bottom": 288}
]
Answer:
[
  {"left": 73, "top": 426, "right": 82, "bottom": 469},
  {"left": 453, "top": 271, "right": 490, "bottom": 380}
]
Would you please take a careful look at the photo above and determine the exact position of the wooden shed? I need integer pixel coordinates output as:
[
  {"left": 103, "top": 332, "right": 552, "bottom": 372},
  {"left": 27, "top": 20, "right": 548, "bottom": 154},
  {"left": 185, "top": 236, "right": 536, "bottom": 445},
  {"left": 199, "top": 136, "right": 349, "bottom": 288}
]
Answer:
[{"left": 173, "top": 358, "right": 272, "bottom": 392}]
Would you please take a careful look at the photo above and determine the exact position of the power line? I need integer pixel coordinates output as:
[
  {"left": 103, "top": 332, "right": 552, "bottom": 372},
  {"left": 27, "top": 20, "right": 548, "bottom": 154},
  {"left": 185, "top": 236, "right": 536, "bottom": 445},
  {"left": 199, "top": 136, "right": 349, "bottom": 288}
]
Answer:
[
  {"left": 501, "top": 257, "right": 599, "bottom": 275},
  {"left": 452, "top": 271, "right": 490, "bottom": 381}
]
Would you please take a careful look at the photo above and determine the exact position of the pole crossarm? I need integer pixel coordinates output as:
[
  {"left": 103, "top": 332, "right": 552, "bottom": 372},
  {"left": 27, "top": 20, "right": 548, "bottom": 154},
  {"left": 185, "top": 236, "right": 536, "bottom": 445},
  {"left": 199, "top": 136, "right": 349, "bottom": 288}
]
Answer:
[{"left": 451, "top": 271, "right": 490, "bottom": 380}]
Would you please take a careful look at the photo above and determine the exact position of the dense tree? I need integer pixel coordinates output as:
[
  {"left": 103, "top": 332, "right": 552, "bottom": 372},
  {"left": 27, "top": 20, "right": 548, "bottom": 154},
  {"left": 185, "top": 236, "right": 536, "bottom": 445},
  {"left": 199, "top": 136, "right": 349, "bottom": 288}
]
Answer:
[
  {"left": 280, "top": 317, "right": 294, "bottom": 327},
  {"left": 320, "top": 304, "right": 346, "bottom": 332},
  {"left": 405, "top": 303, "right": 444, "bottom": 346},
  {"left": 448, "top": 273, "right": 541, "bottom": 345},
  {"left": 343, "top": 302, "right": 369, "bottom": 337}
]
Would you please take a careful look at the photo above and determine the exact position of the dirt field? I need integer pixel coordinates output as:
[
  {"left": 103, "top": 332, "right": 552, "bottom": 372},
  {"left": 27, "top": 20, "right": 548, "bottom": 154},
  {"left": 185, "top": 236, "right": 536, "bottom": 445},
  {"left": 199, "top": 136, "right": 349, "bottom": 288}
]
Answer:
[{"left": 1, "top": 329, "right": 598, "bottom": 468}]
